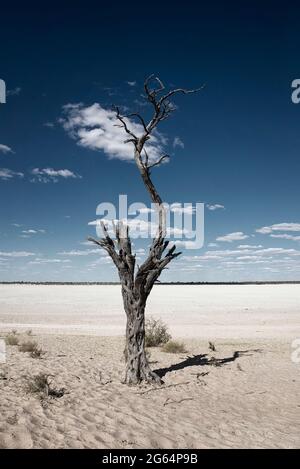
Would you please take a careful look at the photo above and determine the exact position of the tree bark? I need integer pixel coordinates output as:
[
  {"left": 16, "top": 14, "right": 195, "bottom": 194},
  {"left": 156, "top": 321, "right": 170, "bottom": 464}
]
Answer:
[{"left": 122, "top": 286, "right": 162, "bottom": 384}]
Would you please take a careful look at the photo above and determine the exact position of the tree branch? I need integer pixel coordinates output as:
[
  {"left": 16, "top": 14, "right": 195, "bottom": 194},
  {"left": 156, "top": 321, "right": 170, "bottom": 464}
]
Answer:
[
  {"left": 147, "top": 154, "right": 170, "bottom": 170},
  {"left": 113, "top": 106, "right": 138, "bottom": 143}
]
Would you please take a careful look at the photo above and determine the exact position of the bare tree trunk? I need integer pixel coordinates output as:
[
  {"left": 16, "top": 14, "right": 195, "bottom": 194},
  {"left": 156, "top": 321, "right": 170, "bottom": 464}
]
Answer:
[{"left": 123, "top": 292, "right": 160, "bottom": 384}]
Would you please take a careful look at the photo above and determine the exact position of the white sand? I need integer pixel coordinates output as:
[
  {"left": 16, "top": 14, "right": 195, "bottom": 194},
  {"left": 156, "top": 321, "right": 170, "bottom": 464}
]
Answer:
[
  {"left": 0, "top": 284, "right": 300, "bottom": 338},
  {"left": 0, "top": 284, "right": 300, "bottom": 449}
]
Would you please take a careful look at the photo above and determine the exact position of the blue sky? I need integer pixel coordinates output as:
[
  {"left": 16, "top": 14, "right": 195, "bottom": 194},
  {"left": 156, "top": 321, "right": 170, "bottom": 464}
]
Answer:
[{"left": 1, "top": 1, "right": 300, "bottom": 282}]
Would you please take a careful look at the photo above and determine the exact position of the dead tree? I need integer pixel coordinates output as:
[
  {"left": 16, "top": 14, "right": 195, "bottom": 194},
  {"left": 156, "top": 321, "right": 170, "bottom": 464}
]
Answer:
[{"left": 89, "top": 75, "right": 202, "bottom": 384}]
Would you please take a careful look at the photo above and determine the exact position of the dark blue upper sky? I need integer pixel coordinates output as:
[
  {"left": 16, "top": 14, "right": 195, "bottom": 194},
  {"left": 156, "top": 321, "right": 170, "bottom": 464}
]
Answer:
[{"left": 1, "top": 0, "right": 300, "bottom": 281}]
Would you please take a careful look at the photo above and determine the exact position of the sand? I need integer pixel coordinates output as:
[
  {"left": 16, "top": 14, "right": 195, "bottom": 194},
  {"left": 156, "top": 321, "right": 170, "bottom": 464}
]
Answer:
[
  {"left": 0, "top": 284, "right": 300, "bottom": 338},
  {"left": 0, "top": 284, "right": 300, "bottom": 449}
]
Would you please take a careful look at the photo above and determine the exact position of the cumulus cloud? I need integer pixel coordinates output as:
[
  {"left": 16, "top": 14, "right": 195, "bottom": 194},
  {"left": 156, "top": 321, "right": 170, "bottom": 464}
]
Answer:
[
  {"left": 30, "top": 168, "right": 81, "bottom": 183},
  {"left": 0, "top": 251, "right": 35, "bottom": 257},
  {"left": 173, "top": 136, "right": 184, "bottom": 149},
  {"left": 0, "top": 144, "right": 13, "bottom": 154},
  {"left": 181, "top": 246, "right": 300, "bottom": 271},
  {"left": 206, "top": 204, "right": 225, "bottom": 211},
  {"left": 29, "top": 258, "right": 71, "bottom": 265},
  {"left": 237, "top": 244, "right": 263, "bottom": 249},
  {"left": 21, "top": 229, "right": 46, "bottom": 235},
  {"left": 58, "top": 249, "right": 104, "bottom": 256},
  {"left": 0, "top": 168, "right": 24, "bottom": 180},
  {"left": 216, "top": 231, "right": 249, "bottom": 242},
  {"left": 88, "top": 217, "right": 190, "bottom": 238},
  {"left": 270, "top": 234, "right": 300, "bottom": 241},
  {"left": 171, "top": 240, "right": 200, "bottom": 249},
  {"left": 256, "top": 223, "right": 300, "bottom": 234},
  {"left": 129, "top": 207, "right": 154, "bottom": 215},
  {"left": 60, "top": 103, "right": 166, "bottom": 163},
  {"left": 170, "top": 203, "right": 195, "bottom": 214}
]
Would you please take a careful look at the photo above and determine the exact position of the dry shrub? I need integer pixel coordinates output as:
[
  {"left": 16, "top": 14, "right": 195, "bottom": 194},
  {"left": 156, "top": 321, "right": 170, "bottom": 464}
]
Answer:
[
  {"left": 19, "top": 341, "right": 45, "bottom": 358},
  {"left": 5, "top": 334, "right": 19, "bottom": 346},
  {"left": 26, "top": 373, "right": 65, "bottom": 398},
  {"left": 162, "top": 340, "right": 187, "bottom": 354},
  {"left": 145, "top": 317, "right": 171, "bottom": 347}
]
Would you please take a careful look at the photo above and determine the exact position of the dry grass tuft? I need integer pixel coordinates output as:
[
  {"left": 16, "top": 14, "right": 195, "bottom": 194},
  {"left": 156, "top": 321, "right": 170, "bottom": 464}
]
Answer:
[
  {"left": 26, "top": 373, "right": 65, "bottom": 398},
  {"left": 162, "top": 340, "right": 187, "bottom": 354},
  {"left": 5, "top": 333, "right": 19, "bottom": 346},
  {"left": 19, "top": 341, "right": 45, "bottom": 358}
]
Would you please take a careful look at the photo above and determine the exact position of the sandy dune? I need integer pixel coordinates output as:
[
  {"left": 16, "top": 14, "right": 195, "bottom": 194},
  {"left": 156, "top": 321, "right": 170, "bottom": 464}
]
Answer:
[{"left": 0, "top": 285, "right": 300, "bottom": 449}]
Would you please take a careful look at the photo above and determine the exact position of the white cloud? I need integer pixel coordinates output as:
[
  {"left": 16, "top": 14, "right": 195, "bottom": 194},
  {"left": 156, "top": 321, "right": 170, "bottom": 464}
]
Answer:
[
  {"left": 0, "top": 251, "right": 35, "bottom": 257},
  {"left": 21, "top": 229, "right": 46, "bottom": 235},
  {"left": 126, "top": 81, "right": 136, "bottom": 87},
  {"left": 216, "top": 231, "right": 249, "bottom": 242},
  {"left": 238, "top": 244, "right": 263, "bottom": 249},
  {"left": 61, "top": 103, "right": 166, "bottom": 163},
  {"left": 256, "top": 223, "right": 300, "bottom": 234},
  {"left": 88, "top": 218, "right": 190, "bottom": 238},
  {"left": 255, "top": 247, "right": 300, "bottom": 256},
  {"left": 206, "top": 203, "right": 225, "bottom": 211},
  {"left": 58, "top": 249, "right": 104, "bottom": 256},
  {"left": 0, "top": 168, "right": 24, "bottom": 180},
  {"left": 30, "top": 168, "right": 81, "bottom": 183},
  {"left": 0, "top": 144, "right": 13, "bottom": 154},
  {"left": 172, "top": 240, "right": 200, "bottom": 249},
  {"left": 129, "top": 207, "right": 154, "bottom": 215},
  {"left": 181, "top": 247, "right": 300, "bottom": 269},
  {"left": 270, "top": 234, "right": 300, "bottom": 241},
  {"left": 170, "top": 203, "right": 195, "bottom": 215},
  {"left": 29, "top": 258, "right": 71, "bottom": 265},
  {"left": 173, "top": 136, "right": 184, "bottom": 149},
  {"left": 7, "top": 87, "right": 21, "bottom": 96}
]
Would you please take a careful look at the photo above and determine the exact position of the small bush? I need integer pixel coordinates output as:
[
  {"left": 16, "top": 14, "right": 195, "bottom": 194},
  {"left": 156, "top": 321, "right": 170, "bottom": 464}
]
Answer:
[
  {"left": 162, "top": 340, "right": 187, "bottom": 354},
  {"left": 19, "top": 341, "right": 38, "bottom": 353},
  {"left": 145, "top": 317, "right": 171, "bottom": 347},
  {"left": 26, "top": 373, "right": 50, "bottom": 395},
  {"left": 19, "top": 341, "right": 45, "bottom": 358},
  {"left": 5, "top": 334, "right": 19, "bottom": 346},
  {"left": 26, "top": 329, "right": 33, "bottom": 336},
  {"left": 26, "top": 373, "right": 65, "bottom": 398}
]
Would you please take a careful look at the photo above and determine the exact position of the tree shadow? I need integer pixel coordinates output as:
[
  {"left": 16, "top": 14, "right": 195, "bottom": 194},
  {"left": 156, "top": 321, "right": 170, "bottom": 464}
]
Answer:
[{"left": 154, "top": 349, "right": 262, "bottom": 378}]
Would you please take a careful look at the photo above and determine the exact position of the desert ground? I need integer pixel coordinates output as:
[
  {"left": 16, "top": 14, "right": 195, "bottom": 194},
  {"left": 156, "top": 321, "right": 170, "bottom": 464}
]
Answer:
[{"left": 0, "top": 284, "right": 300, "bottom": 449}]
